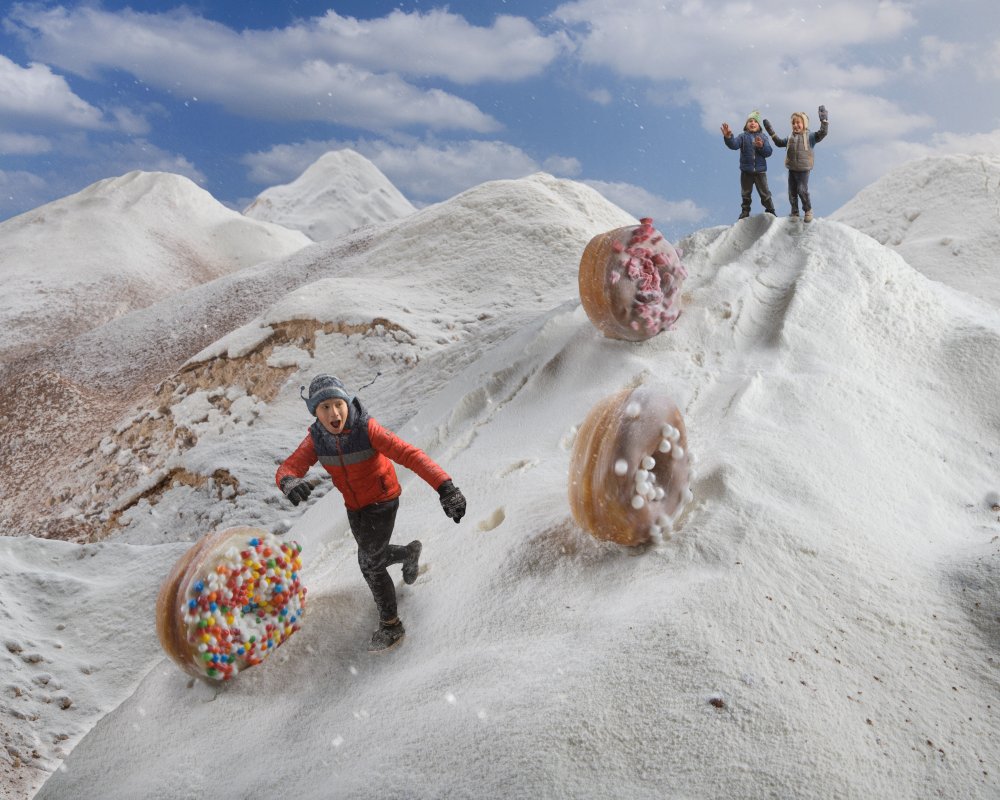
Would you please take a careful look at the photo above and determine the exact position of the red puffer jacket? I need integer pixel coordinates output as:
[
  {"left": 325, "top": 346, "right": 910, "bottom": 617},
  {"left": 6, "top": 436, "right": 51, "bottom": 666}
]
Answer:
[{"left": 276, "top": 411, "right": 450, "bottom": 511}]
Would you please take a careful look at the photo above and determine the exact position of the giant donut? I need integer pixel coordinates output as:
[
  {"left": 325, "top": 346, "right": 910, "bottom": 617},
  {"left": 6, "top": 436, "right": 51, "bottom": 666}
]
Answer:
[
  {"left": 569, "top": 385, "right": 693, "bottom": 546},
  {"left": 156, "top": 527, "right": 306, "bottom": 681},
  {"left": 578, "top": 218, "right": 687, "bottom": 341}
]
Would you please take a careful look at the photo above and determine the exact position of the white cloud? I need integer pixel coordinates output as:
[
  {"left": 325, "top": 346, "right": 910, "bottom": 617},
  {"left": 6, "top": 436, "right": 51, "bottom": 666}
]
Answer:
[
  {"left": 0, "top": 54, "right": 104, "bottom": 129},
  {"left": 755, "top": 92, "right": 931, "bottom": 141},
  {"left": 305, "top": 10, "right": 570, "bottom": 84},
  {"left": 109, "top": 106, "right": 151, "bottom": 136},
  {"left": 917, "top": 36, "right": 964, "bottom": 74},
  {"left": 550, "top": 0, "right": 929, "bottom": 142},
  {"left": 0, "top": 131, "right": 51, "bottom": 155},
  {"left": 541, "top": 155, "right": 582, "bottom": 176},
  {"left": 587, "top": 88, "right": 613, "bottom": 105},
  {"left": 7, "top": 5, "right": 520, "bottom": 133},
  {"left": 980, "top": 40, "right": 1000, "bottom": 81},
  {"left": 553, "top": 0, "right": 914, "bottom": 75},
  {"left": 583, "top": 179, "right": 707, "bottom": 226}
]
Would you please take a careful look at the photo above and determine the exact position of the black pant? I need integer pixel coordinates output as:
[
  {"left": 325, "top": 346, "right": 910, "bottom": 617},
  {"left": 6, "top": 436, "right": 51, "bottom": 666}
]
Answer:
[
  {"left": 788, "top": 170, "right": 811, "bottom": 213},
  {"left": 740, "top": 171, "right": 774, "bottom": 214},
  {"left": 346, "top": 498, "right": 408, "bottom": 623}
]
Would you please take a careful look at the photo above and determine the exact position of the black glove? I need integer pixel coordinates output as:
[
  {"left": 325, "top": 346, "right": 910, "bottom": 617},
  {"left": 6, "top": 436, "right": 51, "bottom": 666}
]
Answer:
[
  {"left": 763, "top": 118, "right": 776, "bottom": 136},
  {"left": 437, "top": 479, "right": 466, "bottom": 523},
  {"left": 818, "top": 105, "right": 828, "bottom": 123},
  {"left": 280, "top": 476, "right": 312, "bottom": 506}
]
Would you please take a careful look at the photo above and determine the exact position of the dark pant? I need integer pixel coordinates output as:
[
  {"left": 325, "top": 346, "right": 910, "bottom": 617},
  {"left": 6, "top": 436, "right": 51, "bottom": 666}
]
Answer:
[
  {"left": 346, "top": 498, "right": 407, "bottom": 623},
  {"left": 788, "top": 170, "right": 811, "bottom": 213},
  {"left": 740, "top": 171, "right": 774, "bottom": 215}
]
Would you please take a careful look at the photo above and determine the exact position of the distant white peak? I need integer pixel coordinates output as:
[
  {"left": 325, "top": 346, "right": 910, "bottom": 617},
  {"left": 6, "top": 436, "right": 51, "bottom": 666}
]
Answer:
[
  {"left": 243, "top": 149, "right": 416, "bottom": 241},
  {"left": 0, "top": 167, "right": 310, "bottom": 360},
  {"left": 75, "top": 170, "right": 223, "bottom": 213}
]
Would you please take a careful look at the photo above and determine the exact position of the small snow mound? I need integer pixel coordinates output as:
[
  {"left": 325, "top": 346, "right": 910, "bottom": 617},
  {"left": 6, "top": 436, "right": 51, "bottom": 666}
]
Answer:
[{"left": 243, "top": 149, "right": 416, "bottom": 241}]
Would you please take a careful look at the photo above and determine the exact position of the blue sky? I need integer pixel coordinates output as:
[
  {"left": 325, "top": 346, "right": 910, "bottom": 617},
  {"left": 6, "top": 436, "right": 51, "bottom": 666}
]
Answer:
[{"left": 1, "top": 0, "right": 998, "bottom": 238}]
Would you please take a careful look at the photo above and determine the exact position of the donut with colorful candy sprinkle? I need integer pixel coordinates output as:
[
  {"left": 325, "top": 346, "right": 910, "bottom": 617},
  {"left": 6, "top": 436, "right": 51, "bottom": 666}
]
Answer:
[
  {"left": 156, "top": 527, "right": 306, "bottom": 681},
  {"left": 569, "top": 385, "right": 693, "bottom": 546},
  {"left": 578, "top": 217, "right": 687, "bottom": 341}
]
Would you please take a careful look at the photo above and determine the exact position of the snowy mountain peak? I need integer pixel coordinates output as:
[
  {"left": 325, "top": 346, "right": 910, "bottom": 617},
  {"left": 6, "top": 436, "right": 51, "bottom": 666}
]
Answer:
[{"left": 242, "top": 148, "right": 416, "bottom": 241}]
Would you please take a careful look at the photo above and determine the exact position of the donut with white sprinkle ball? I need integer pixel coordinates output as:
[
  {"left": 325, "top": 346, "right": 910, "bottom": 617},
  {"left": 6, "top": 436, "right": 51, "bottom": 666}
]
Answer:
[
  {"left": 569, "top": 386, "right": 693, "bottom": 546},
  {"left": 156, "top": 527, "right": 306, "bottom": 681},
  {"left": 578, "top": 218, "right": 687, "bottom": 341}
]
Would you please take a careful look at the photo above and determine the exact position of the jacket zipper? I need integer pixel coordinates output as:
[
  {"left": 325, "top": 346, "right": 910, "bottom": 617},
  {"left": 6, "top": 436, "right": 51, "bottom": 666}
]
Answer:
[{"left": 335, "top": 436, "right": 360, "bottom": 508}]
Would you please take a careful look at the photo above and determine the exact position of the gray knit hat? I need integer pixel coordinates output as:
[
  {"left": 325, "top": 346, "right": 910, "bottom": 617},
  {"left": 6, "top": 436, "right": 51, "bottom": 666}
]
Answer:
[{"left": 300, "top": 374, "right": 353, "bottom": 415}]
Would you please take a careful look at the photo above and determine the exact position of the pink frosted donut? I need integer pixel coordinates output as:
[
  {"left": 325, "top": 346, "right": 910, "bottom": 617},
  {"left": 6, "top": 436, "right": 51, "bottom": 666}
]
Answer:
[
  {"left": 578, "top": 218, "right": 687, "bottom": 341},
  {"left": 569, "top": 386, "right": 692, "bottom": 546},
  {"left": 156, "top": 527, "right": 307, "bottom": 681}
]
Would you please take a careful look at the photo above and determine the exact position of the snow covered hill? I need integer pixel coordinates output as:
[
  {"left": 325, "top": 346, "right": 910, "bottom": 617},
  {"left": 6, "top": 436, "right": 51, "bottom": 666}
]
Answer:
[
  {"left": 0, "top": 171, "right": 311, "bottom": 361},
  {"left": 832, "top": 153, "right": 1000, "bottom": 307},
  {"left": 0, "top": 173, "right": 630, "bottom": 542},
  {"left": 3, "top": 163, "right": 1000, "bottom": 800},
  {"left": 242, "top": 149, "right": 416, "bottom": 241}
]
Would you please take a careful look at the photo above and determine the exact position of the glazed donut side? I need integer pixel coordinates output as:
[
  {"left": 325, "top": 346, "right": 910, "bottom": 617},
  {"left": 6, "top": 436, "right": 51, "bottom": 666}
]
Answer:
[
  {"left": 569, "top": 386, "right": 692, "bottom": 546},
  {"left": 156, "top": 527, "right": 236, "bottom": 678},
  {"left": 156, "top": 526, "right": 306, "bottom": 681}
]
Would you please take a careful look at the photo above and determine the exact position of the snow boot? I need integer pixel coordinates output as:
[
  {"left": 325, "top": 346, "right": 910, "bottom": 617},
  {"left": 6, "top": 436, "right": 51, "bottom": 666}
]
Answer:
[
  {"left": 738, "top": 210, "right": 750, "bottom": 220},
  {"left": 804, "top": 210, "right": 814, "bottom": 223},
  {"left": 402, "top": 540, "right": 422, "bottom": 585},
  {"left": 369, "top": 618, "right": 405, "bottom": 652}
]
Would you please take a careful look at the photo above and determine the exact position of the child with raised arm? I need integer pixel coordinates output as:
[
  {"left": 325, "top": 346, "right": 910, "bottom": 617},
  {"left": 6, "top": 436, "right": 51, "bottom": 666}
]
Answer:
[
  {"left": 721, "top": 110, "right": 776, "bottom": 219},
  {"left": 763, "top": 105, "right": 829, "bottom": 222},
  {"left": 276, "top": 374, "right": 466, "bottom": 652}
]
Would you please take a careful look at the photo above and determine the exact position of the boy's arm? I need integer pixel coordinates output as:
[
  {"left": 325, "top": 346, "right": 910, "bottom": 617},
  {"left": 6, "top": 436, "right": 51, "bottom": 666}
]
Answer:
[
  {"left": 275, "top": 434, "right": 318, "bottom": 488},
  {"left": 368, "top": 419, "right": 450, "bottom": 490},
  {"left": 760, "top": 135, "right": 773, "bottom": 157},
  {"left": 723, "top": 132, "right": 742, "bottom": 151}
]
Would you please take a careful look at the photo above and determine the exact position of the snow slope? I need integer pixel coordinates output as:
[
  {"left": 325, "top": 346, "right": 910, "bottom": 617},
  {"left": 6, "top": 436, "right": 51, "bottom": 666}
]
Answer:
[
  {"left": 832, "top": 153, "right": 1000, "bottom": 307},
  {"left": 242, "top": 149, "right": 416, "bottom": 241},
  {"left": 2, "top": 165, "right": 1000, "bottom": 799},
  {"left": 0, "top": 171, "right": 311, "bottom": 361}
]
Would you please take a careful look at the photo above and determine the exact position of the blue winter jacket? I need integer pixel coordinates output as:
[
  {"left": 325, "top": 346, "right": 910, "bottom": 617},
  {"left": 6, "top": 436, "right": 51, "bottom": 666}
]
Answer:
[{"left": 725, "top": 130, "right": 772, "bottom": 173}]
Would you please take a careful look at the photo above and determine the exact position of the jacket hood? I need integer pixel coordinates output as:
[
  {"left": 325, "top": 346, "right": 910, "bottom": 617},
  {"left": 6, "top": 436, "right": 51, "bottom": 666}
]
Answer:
[{"left": 791, "top": 111, "right": 810, "bottom": 129}]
